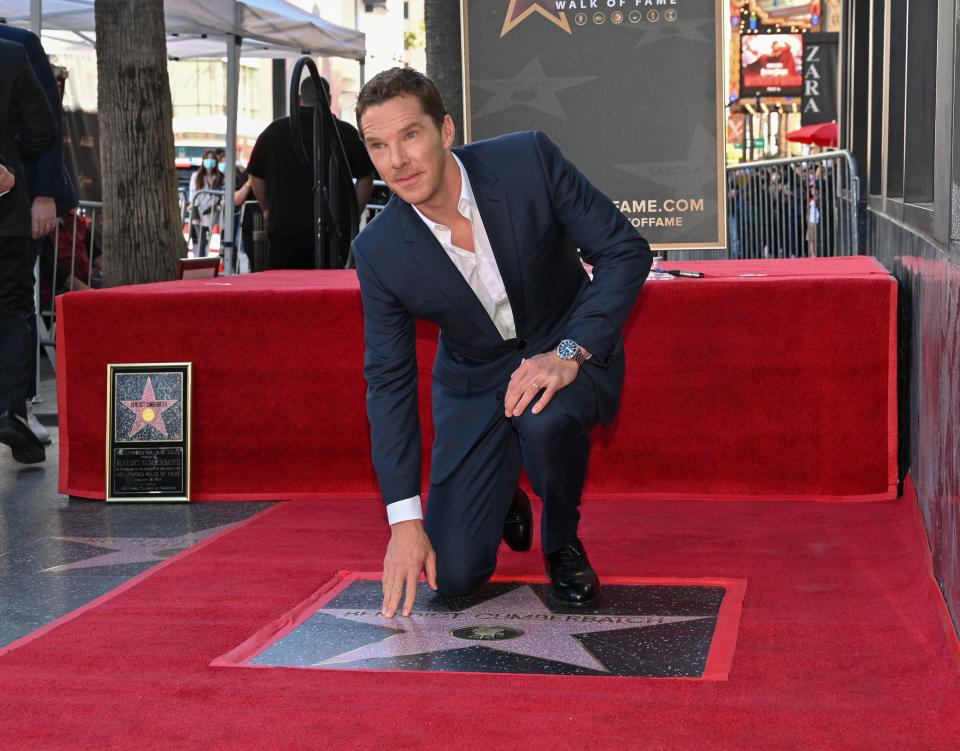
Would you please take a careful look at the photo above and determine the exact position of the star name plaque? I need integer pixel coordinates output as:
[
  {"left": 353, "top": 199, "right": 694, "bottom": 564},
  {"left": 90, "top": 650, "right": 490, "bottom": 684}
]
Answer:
[
  {"left": 213, "top": 573, "right": 746, "bottom": 679},
  {"left": 106, "top": 363, "right": 192, "bottom": 502}
]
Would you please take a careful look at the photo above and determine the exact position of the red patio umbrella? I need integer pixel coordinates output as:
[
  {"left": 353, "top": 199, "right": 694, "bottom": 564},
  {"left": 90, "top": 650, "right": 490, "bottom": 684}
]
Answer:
[{"left": 785, "top": 121, "right": 838, "bottom": 147}]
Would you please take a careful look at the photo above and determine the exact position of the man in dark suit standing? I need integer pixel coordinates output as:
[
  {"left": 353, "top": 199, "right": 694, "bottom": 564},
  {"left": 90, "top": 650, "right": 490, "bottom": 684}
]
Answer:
[
  {"left": 352, "top": 68, "right": 651, "bottom": 617},
  {"left": 0, "top": 38, "right": 58, "bottom": 464},
  {"left": 0, "top": 25, "right": 78, "bottom": 447},
  {"left": 0, "top": 26, "right": 76, "bottom": 241}
]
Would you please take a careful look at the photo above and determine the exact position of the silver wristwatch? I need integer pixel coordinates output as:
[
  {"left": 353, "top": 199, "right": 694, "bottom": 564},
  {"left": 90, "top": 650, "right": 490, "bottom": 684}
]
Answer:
[{"left": 555, "top": 339, "right": 586, "bottom": 366}]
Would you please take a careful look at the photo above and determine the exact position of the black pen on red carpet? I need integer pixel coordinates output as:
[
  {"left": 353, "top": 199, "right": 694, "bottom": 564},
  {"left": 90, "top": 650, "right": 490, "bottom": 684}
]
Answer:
[{"left": 664, "top": 269, "right": 705, "bottom": 278}]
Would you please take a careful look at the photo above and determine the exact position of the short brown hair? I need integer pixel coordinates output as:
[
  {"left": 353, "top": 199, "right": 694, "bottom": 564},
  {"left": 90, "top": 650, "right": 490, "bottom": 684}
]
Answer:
[{"left": 356, "top": 67, "right": 447, "bottom": 136}]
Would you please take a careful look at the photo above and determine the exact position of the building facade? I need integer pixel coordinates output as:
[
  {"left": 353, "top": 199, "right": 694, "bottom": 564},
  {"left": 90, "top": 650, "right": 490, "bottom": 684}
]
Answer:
[{"left": 840, "top": 0, "right": 960, "bottom": 634}]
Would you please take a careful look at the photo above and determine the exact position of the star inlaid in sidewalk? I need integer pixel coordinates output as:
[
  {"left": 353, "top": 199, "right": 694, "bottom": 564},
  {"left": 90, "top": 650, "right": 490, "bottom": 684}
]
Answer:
[
  {"left": 120, "top": 377, "right": 178, "bottom": 439},
  {"left": 501, "top": 0, "right": 571, "bottom": 37},
  {"left": 316, "top": 585, "right": 708, "bottom": 673},
  {"left": 42, "top": 523, "right": 237, "bottom": 572},
  {"left": 471, "top": 59, "right": 595, "bottom": 121}
]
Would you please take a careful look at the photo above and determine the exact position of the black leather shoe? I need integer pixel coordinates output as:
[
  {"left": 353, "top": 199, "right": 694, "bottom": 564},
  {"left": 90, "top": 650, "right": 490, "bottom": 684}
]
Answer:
[
  {"left": 503, "top": 488, "right": 533, "bottom": 552},
  {"left": 0, "top": 410, "right": 46, "bottom": 464},
  {"left": 544, "top": 538, "right": 599, "bottom": 607}
]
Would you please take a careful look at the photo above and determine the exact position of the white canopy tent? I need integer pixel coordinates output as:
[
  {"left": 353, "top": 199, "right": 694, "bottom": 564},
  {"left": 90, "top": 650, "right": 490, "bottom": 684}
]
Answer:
[
  {"left": 2, "top": 0, "right": 366, "bottom": 270},
  {"left": 2, "top": 1, "right": 365, "bottom": 56}
]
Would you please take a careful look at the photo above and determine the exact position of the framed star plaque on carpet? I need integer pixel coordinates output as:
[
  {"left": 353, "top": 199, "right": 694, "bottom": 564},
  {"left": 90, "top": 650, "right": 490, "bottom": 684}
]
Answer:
[{"left": 106, "top": 363, "right": 192, "bottom": 502}]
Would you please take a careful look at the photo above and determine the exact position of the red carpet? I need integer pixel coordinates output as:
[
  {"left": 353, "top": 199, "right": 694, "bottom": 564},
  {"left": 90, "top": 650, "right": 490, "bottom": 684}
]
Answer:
[
  {"left": 56, "top": 257, "right": 897, "bottom": 501},
  {"left": 2, "top": 481, "right": 958, "bottom": 749}
]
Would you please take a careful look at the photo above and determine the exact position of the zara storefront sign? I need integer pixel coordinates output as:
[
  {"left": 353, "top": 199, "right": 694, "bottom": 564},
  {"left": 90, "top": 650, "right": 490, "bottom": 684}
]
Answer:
[
  {"left": 801, "top": 32, "right": 838, "bottom": 126},
  {"left": 462, "top": 0, "right": 726, "bottom": 251}
]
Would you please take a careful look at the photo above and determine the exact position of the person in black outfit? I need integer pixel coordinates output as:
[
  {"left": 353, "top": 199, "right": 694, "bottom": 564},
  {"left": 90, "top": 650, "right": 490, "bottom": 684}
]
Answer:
[
  {"left": 247, "top": 76, "right": 374, "bottom": 269},
  {"left": 0, "top": 25, "right": 78, "bottom": 445},
  {"left": 0, "top": 38, "right": 58, "bottom": 464}
]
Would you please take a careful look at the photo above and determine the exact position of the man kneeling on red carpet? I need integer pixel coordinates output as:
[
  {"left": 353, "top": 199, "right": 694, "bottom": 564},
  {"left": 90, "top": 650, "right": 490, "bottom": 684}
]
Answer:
[{"left": 352, "top": 68, "right": 651, "bottom": 617}]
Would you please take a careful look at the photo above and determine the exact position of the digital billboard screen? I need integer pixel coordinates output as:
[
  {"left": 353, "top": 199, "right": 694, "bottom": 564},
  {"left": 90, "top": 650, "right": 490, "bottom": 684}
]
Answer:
[{"left": 740, "top": 34, "right": 804, "bottom": 97}]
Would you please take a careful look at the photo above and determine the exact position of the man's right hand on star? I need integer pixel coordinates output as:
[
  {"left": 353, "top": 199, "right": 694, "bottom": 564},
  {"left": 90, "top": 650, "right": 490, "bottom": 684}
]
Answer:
[{"left": 381, "top": 519, "right": 437, "bottom": 617}]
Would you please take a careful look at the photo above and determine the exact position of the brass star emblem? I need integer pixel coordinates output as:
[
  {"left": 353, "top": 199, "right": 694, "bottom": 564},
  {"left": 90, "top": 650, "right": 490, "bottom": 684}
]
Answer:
[{"left": 501, "top": 0, "right": 572, "bottom": 37}]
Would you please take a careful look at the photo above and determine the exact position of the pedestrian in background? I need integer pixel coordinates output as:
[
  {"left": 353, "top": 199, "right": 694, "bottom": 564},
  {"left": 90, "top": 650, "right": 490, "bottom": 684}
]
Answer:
[
  {"left": 188, "top": 149, "right": 223, "bottom": 257},
  {"left": 806, "top": 188, "right": 820, "bottom": 258}
]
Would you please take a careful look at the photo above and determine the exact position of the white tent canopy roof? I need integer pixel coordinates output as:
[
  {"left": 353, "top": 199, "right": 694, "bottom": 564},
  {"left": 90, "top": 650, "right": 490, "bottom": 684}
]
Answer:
[
  {"left": 0, "top": 0, "right": 366, "bottom": 59},
  {"left": 37, "top": 29, "right": 326, "bottom": 59}
]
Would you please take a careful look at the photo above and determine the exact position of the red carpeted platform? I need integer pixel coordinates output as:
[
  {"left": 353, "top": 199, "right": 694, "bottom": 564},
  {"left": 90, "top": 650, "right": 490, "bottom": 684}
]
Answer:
[
  {"left": 56, "top": 256, "right": 897, "bottom": 501},
  {"left": 1, "top": 480, "right": 958, "bottom": 749}
]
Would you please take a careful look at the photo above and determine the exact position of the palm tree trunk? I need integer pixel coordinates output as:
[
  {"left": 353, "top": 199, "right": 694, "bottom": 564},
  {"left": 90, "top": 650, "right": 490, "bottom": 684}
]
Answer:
[
  {"left": 95, "top": 0, "right": 184, "bottom": 286},
  {"left": 424, "top": 0, "right": 464, "bottom": 146}
]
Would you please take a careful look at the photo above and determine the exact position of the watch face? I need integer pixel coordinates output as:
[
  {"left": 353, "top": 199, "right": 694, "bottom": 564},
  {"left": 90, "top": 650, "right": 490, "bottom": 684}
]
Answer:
[{"left": 557, "top": 339, "right": 579, "bottom": 360}]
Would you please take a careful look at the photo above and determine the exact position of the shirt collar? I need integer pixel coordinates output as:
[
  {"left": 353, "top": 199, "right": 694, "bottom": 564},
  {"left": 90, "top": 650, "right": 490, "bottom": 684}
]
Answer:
[{"left": 412, "top": 152, "right": 474, "bottom": 233}]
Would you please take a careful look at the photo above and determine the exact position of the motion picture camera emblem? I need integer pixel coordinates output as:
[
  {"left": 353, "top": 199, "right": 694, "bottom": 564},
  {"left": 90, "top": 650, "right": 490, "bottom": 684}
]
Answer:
[{"left": 451, "top": 626, "right": 525, "bottom": 642}]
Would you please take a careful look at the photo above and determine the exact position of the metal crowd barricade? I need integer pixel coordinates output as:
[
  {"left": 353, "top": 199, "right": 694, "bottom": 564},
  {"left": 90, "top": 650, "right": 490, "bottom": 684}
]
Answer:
[
  {"left": 186, "top": 188, "right": 225, "bottom": 258},
  {"left": 178, "top": 187, "right": 188, "bottom": 226},
  {"left": 363, "top": 178, "right": 390, "bottom": 225},
  {"left": 37, "top": 200, "right": 104, "bottom": 370},
  {"left": 725, "top": 151, "right": 859, "bottom": 259}
]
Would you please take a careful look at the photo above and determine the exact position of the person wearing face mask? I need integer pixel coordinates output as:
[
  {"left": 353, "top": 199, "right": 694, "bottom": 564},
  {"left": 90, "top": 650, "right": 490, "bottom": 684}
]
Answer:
[{"left": 188, "top": 149, "right": 223, "bottom": 257}]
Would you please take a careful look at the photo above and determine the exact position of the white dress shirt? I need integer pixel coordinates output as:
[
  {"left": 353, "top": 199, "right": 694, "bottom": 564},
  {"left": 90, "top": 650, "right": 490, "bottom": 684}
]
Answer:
[{"left": 386, "top": 153, "right": 516, "bottom": 525}]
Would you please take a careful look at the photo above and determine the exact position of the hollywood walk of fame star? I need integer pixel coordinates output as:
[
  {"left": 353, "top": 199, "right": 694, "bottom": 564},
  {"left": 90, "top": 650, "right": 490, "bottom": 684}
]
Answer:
[
  {"left": 501, "top": 0, "right": 571, "bottom": 38},
  {"left": 471, "top": 59, "right": 595, "bottom": 121},
  {"left": 42, "top": 523, "right": 237, "bottom": 572},
  {"left": 314, "top": 585, "right": 708, "bottom": 673},
  {"left": 121, "top": 377, "right": 178, "bottom": 439}
]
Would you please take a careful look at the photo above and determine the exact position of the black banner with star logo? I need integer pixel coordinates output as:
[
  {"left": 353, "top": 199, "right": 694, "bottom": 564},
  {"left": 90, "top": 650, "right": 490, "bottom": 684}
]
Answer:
[{"left": 463, "top": 0, "right": 727, "bottom": 250}]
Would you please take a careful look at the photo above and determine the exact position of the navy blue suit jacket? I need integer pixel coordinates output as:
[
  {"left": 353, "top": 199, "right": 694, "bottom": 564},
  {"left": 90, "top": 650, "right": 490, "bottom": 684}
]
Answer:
[
  {"left": 353, "top": 131, "right": 651, "bottom": 506},
  {"left": 0, "top": 25, "right": 77, "bottom": 213}
]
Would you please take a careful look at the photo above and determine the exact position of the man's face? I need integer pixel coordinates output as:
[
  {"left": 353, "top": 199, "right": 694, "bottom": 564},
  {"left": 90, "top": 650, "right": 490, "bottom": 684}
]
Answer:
[{"left": 360, "top": 94, "right": 455, "bottom": 209}]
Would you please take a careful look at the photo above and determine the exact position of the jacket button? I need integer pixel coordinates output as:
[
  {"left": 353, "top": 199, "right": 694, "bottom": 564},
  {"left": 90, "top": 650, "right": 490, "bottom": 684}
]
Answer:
[
  {"left": 517, "top": 339, "right": 527, "bottom": 350},
  {"left": 496, "top": 390, "right": 504, "bottom": 401}
]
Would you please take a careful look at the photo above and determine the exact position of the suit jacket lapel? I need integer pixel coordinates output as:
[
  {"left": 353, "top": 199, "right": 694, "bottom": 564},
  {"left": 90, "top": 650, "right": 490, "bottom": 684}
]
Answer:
[
  {"left": 456, "top": 148, "right": 527, "bottom": 337},
  {"left": 397, "top": 203, "right": 501, "bottom": 340}
]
